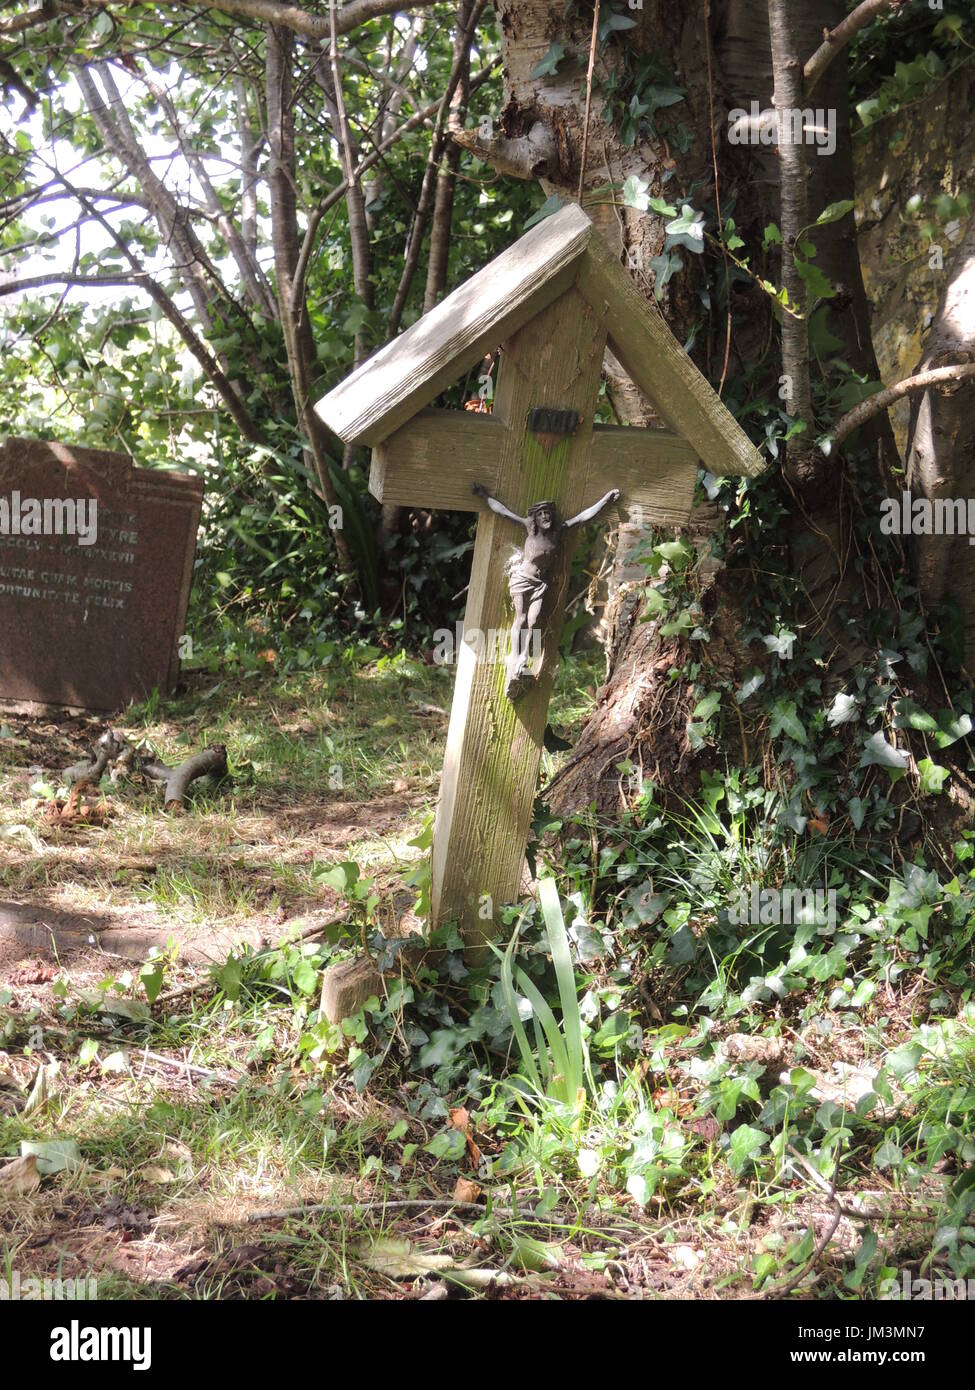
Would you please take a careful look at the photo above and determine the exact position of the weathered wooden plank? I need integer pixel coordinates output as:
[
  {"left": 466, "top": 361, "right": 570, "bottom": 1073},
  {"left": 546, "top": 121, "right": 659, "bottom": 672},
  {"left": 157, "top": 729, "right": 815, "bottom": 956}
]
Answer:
[
  {"left": 431, "top": 288, "right": 607, "bottom": 949},
  {"left": 575, "top": 233, "right": 767, "bottom": 479},
  {"left": 370, "top": 409, "right": 699, "bottom": 527},
  {"left": 369, "top": 410, "right": 504, "bottom": 510},
  {"left": 315, "top": 203, "right": 594, "bottom": 448}
]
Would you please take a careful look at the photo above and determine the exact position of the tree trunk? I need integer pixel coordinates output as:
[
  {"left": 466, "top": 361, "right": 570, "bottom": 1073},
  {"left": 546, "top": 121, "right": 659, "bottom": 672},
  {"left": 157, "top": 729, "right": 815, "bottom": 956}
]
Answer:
[
  {"left": 906, "top": 211, "right": 975, "bottom": 668},
  {"left": 484, "top": 0, "right": 890, "bottom": 815},
  {"left": 265, "top": 23, "right": 353, "bottom": 567}
]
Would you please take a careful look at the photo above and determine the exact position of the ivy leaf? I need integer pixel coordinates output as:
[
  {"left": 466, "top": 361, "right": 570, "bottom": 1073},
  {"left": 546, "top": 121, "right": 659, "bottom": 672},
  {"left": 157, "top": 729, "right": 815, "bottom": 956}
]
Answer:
[
  {"left": 935, "top": 14, "right": 965, "bottom": 40},
  {"left": 622, "top": 174, "right": 650, "bottom": 211},
  {"left": 728, "top": 1125, "right": 769, "bottom": 1174},
  {"left": 892, "top": 698, "right": 938, "bottom": 733},
  {"left": 769, "top": 699, "right": 807, "bottom": 745},
  {"left": 693, "top": 691, "right": 722, "bottom": 722},
  {"left": 530, "top": 40, "right": 567, "bottom": 79},
  {"left": 659, "top": 609, "right": 694, "bottom": 637},
  {"left": 655, "top": 539, "right": 693, "bottom": 569},
  {"left": 314, "top": 860, "right": 360, "bottom": 893},
  {"left": 598, "top": 9, "right": 638, "bottom": 41},
  {"left": 293, "top": 959, "right": 319, "bottom": 995},
  {"left": 859, "top": 731, "right": 909, "bottom": 771},
  {"left": 625, "top": 884, "right": 670, "bottom": 924},
  {"left": 763, "top": 629, "right": 796, "bottom": 660},
  {"left": 849, "top": 797, "right": 866, "bottom": 831},
  {"left": 643, "top": 84, "right": 686, "bottom": 133},
  {"left": 874, "top": 1141, "right": 903, "bottom": 1170},
  {"left": 934, "top": 711, "right": 973, "bottom": 749},
  {"left": 918, "top": 758, "right": 949, "bottom": 795},
  {"left": 736, "top": 670, "right": 765, "bottom": 703},
  {"left": 723, "top": 217, "right": 745, "bottom": 250},
  {"left": 524, "top": 193, "right": 564, "bottom": 229},
  {"left": 814, "top": 199, "right": 855, "bottom": 226},
  {"left": 140, "top": 961, "right": 165, "bottom": 1004},
  {"left": 794, "top": 257, "right": 836, "bottom": 300},
  {"left": 424, "top": 1129, "right": 468, "bottom": 1160},
  {"left": 639, "top": 587, "right": 669, "bottom": 622},
  {"left": 664, "top": 204, "right": 705, "bottom": 254},
  {"left": 649, "top": 251, "right": 682, "bottom": 297},
  {"left": 827, "top": 691, "right": 859, "bottom": 727}
]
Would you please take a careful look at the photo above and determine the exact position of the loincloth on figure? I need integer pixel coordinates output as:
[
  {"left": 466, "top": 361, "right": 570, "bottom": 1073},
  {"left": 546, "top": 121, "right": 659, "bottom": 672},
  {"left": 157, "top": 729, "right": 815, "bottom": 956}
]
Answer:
[{"left": 507, "top": 555, "right": 548, "bottom": 605}]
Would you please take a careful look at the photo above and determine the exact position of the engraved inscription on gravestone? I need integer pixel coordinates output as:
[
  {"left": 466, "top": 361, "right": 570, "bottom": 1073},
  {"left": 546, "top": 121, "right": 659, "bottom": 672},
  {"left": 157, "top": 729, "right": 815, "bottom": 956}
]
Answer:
[{"left": 0, "top": 437, "right": 204, "bottom": 713}]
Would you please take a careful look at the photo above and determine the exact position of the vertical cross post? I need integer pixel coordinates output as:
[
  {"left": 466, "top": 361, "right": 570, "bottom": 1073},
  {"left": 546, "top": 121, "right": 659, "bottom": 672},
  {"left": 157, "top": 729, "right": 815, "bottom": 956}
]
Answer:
[{"left": 431, "top": 287, "right": 607, "bottom": 949}]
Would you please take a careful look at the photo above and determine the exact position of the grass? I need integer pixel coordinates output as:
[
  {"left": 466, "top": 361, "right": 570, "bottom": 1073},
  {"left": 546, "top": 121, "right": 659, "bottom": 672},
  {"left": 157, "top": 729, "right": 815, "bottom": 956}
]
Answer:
[{"left": 1, "top": 645, "right": 973, "bottom": 1300}]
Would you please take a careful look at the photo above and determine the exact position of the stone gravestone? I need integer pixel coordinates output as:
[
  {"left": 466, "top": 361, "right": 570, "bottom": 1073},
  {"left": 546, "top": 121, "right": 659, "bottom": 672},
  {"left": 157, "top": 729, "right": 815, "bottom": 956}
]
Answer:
[{"left": 0, "top": 437, "right": 203, "bottom": 713}]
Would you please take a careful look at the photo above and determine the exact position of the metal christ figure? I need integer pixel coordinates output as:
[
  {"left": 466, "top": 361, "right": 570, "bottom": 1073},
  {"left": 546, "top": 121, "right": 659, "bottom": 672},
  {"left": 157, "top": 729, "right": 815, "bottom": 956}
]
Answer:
[{"left": 472, "top": 481, "right": 621, "bottom": 701}]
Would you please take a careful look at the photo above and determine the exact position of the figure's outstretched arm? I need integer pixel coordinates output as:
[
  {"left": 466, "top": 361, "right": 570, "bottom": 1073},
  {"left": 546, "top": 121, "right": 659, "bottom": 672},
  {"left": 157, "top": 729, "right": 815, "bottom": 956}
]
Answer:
[
  {"left": 472, "top": 481, "right": 526, "bottom": 526},
  {"left": 565, "top": 488, "right": 621, "bottom": 529}
]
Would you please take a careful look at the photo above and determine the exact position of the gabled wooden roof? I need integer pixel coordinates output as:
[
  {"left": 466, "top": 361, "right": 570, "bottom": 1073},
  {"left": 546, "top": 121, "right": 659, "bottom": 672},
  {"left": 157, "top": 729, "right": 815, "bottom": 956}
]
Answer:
[{"left": 315, "top": 203, "right": 765, "bottom": 478}]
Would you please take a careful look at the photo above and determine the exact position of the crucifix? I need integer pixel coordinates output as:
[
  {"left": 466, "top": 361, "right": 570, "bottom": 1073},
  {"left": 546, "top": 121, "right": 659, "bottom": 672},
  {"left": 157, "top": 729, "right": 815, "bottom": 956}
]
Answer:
[
  {"left": 471, "top": 477, "right": 621, "bottom": 701},
  {"left": 317, "top": 205, "right": 764, "bottom": 966}
]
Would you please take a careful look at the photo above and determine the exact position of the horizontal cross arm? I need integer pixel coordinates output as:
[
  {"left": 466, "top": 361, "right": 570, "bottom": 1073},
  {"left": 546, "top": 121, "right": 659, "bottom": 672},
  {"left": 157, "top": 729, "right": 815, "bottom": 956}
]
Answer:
[{"left": 369, "top": 408, "right": 700, "bottom": 527}]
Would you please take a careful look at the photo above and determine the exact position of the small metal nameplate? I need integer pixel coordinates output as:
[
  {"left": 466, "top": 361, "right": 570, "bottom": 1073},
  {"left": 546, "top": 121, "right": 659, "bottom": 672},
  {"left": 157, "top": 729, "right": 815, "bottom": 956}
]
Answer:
[{"left": 528, "top": 407, "right": 580, "bottom": 438}]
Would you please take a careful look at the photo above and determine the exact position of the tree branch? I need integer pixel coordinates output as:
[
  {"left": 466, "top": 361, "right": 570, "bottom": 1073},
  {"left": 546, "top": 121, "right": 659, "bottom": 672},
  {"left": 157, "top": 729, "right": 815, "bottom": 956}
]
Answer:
[
  {"left": 828, "top": 362, "right": 975, "bottom": 448},
  {"left": 43, "top": 162, "right": 265, "bottom": 442},
  {"left": 75, "top": 62, "right": 220, "bottom": 331},
  {"left": 0, "top": 2, "right": 56, "bottom": 37},
  {"left": 317, "top": 0, "right": 373, "bottom": 366},
  {"left": 423, "top": 0, "right": 474, "bottom": 312},
  {"left": 136, "top": 61, "right": 276, "bottom": 316},
  {"left": 9, "top": 0, "right": 444, "bottom": 41},
  {"left": 235, "top": 73, "right": 262, "bottom": 264},
  {"left": 803, "top": 0, "right": 908, "bottom": 99},
  {"left": 289, "top": 66, "right": 503, "bottom": 314},
  {"left": 0, "top": 270, "right": 140, "bottom": 295},
  {"left": 387, "top": 0, "right": 485, "bottom": 335},
  {"left": 451, "top": 119, "right": 557, "bottom": 181}
]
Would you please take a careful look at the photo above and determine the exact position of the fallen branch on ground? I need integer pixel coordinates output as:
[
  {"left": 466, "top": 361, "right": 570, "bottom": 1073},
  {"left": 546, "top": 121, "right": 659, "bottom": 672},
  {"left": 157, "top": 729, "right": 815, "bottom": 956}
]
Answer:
[
  {"left": 61, "top": 729, "right": 230, "bottom": 809},
  {"left": 141, "top": 744, "right": 229, "bottom": 808}
]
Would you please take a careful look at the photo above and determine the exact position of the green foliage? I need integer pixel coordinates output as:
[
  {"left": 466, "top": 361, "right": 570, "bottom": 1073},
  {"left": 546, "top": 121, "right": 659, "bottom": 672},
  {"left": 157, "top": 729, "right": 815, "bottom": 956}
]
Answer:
[{"left": 495, "top": 879, "right": 588, "bottom": 1109}]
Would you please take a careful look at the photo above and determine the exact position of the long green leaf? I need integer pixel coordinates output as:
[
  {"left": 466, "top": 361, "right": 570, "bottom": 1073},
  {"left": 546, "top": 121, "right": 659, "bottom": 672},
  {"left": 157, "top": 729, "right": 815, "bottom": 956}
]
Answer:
[
  {"left": 492, "top": 929, "right": 542, "bottom": 1092},
  {"left": 513, "top": 965, "right": 571, "bottom": 1102},
  {"left": 539, "top": 877, "right": 585, "bottom": 1098}
]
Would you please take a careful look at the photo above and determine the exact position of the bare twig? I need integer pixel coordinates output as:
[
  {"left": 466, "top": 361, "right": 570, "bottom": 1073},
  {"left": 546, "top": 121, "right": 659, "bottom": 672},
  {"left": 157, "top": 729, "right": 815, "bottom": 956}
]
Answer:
[
  {"left": 829, "top": 362, "right": 975, "bottom": 448},
  {"left": 236, "top": 1197, "right": 490, "bottom": 1223},
  {"left": 804, "top": 1, "right": 908, "bottom": 98},
  {"left": 578, "top": 0, "right": 601, "bottom": 203}
]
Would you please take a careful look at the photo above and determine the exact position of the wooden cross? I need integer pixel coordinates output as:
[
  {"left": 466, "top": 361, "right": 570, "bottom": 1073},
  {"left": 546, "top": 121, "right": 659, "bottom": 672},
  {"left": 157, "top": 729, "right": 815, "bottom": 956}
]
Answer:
[{"left": 317, "top": 205, "right": 763, "bottom": 955}]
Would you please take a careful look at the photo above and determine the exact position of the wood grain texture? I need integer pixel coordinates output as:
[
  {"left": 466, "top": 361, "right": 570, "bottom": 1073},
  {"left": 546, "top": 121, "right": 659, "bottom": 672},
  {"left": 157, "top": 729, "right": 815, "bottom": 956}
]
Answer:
[
  {"left": 575, "top": 233, "right": 767, "bottom": 478},
  {"left": 315, "top": 203, "right": 594, "bottom": 447},
  {"left": 431, "top": 288, "right": 607, "bottom": 949},
  {"left": 370, "top": 409, "right": 698, "bottom": 526}
]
